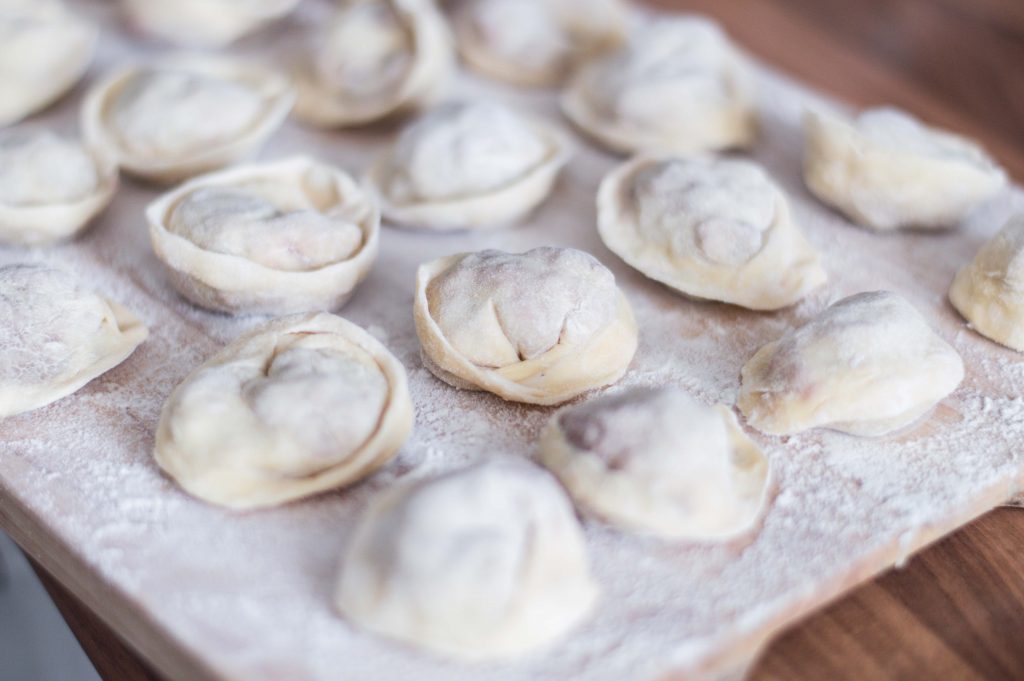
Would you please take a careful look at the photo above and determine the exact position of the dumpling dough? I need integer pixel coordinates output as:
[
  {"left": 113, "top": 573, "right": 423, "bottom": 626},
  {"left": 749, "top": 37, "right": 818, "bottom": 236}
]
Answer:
[
  {"left": 365, "top": 101, "right": 571, "bottom": 230},
  {"left": 0, "top": 264, "right": 148, "bottom": 419},
  {"left": 949, "top": 214, "right": 1024, "bottom": 351},
  {"left": 540, "top": 386, "right": 770, "bottom": 540},
  {"left": 738, "top": 291, "right": 964, "bottom": 436},
  {"left": 155, "top": 313, "right": 413, "bottom": 510},
  {"left": 81, "top": 55, "right": 295, "bottom": 184},
  {"left": 294, "top": 0, "right": 453, "bottom": 127},
  {"left": 415, "top": 247, "right": 638, "bottom": 405},
  {"left": 335, "top": 459, "right": 598, "bottom": 660},
  {"left": 803, "top": 107, "right": 1007, "bottom": 231},
  {"left": 453, "top": 0, "right": 627, "bottom": 87},
  {"left": 122, "top": 0, "right": 301, "bottom": 47},
  {"left": 598, "top": 155, "right": 826, "bottom": 310},
  {"left": 562, "top": 17, "right": 756, "bottom": 155},
  {"left": 0, "top": 128, "right": 118, "bottom": 246},
  {"left": 0, "top": 0, "right": 97, "bottom": 126},
  {"left": 146, "top": 157, "right": 379, "bottom": 315}
]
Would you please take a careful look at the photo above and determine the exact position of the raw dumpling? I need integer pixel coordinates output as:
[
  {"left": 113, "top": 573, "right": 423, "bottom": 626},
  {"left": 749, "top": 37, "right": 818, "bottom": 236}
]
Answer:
[
  {"left": 0, "top": 128, "right": 118, "bottom": 246},
  {"left": 949, "top": 215, "right": 1024, "bottom": 351},
  {"left": 0, "top": 0, "right": 97, "bottom": 126},
  {"left": 598, "top": 155, "right": 826, "bottom": 310},
  {"left": 0, "top": 264, "right": 148, "bottom": 419},
  {"left": 562, "top": 16, "right": 756, "bottom": 155},
  {"left": 122, "top": 0, "right": 301, "bottom": 47},
  {"left": 453, "top": 0, "right": 627, "bottom": 87},
  {"left": 146, "top": 157, "right": 379, "bottom": 315},
  {"left": 81, "top": 55, "right": 295, "bottom": 184},
  {"left": 738, "top": 291, "right": 964, "bottom": 437},
  {"left": 540, "top": 386, "right": 770, "bottom": 540},
  {"left": 365, "top": 101, "right": 571, "bottom": 230},
  {"left": 155, "top": 313, "right": 413, "bottom": 510},
  {"left": 294, "top": 0, "right": 453, "bottom": 128},
  {"left": 335, "top": 459, "right": 598, "bottom": 660},
  {"left": 803, "top": 107, "right": 1007, "bottom": 231},
  {"left": 414, "top": 247, "right": 638, "bottom": 405}
]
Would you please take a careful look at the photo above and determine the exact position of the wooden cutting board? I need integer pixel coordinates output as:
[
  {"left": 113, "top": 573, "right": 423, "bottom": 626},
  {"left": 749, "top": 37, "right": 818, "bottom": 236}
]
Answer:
[{"left": 2, "top": 2, "right": 1024, "bottom": 680}]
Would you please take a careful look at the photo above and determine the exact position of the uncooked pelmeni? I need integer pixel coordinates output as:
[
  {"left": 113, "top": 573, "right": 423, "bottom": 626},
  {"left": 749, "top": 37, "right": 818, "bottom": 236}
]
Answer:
[
  {"left": 122, "top": 0, "right": 301, "bottom": 47},
  {"left": 0, "top": 128, "right": 118, "bottom": 246},
  {"left": 949, "top": 215, "right": 1024, "bottom": 351},
  {"left": 415, "top": 247, "right": 638, "bottom": 405},
  {"left": 146, "top": 157, "right": 379, "bottom": 315},
  {"left": 81, "top": 55, "right": 294, "bottom": 184},
  {"left": 0, "top": 264, "right": 148, "bottom": 419},
  {"left": 539, "top": 386, "right": 770, "bottom": 540},
  {"left": 453, "top": 0, "right": 627, "bottom": 87},
  {"left": 294, "top": 0, "right": 453, "bottom": 128},
  {"left": 335, "top": 459, "right": 598, "bottom": 660},
  {"left": 803, "top": 107, "right": 1007, "bottom": 231},
  {"left": 598, "top": 155, "right": 826, "bottom": 310},
  {"left": 155, "top": 313, "right": 413, "bottom": 510},
  {"left": 0, "top": 0, "right": 97, "bottom": 126},
  {"left": 738, "top": 291, "right": 964, "bottom": 437},
  {"left": 562, "top": 16, "right": 756, "bottom": 155},
  {"left": 365, "top": 101, "right": 571, "bottom": 230}
]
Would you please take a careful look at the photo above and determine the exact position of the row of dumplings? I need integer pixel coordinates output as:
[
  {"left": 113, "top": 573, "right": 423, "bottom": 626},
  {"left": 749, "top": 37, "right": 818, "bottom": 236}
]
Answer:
[{"left": 2, "top": 0, "right": 1022, "bottom": 664}]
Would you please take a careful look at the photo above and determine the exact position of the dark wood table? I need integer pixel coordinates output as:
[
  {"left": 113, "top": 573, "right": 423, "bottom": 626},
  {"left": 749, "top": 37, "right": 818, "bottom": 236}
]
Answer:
[{"left": 28, "top": 1, "right": 1024, "bottom": 679}]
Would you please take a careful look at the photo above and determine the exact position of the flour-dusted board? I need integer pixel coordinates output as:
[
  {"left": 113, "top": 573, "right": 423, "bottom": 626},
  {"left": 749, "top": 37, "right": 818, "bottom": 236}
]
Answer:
[{"left": 2, "top": 2, "right": 1024, "bottom": 680}]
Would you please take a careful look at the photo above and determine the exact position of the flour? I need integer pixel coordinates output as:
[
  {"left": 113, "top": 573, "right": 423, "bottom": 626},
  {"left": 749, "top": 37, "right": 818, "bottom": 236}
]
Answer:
[{"left": 2, "top": 1, "right": 1024, "bottom": 680}]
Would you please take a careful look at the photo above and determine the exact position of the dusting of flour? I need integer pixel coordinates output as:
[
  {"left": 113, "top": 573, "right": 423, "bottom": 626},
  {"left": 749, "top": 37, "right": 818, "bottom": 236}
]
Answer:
[{"left": 2, "top": 2, "right": 1024, "bottom": 681}]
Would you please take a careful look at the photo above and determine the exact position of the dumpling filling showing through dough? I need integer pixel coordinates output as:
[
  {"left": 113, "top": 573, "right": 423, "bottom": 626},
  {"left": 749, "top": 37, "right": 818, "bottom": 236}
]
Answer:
[
  {"left": 167, "top": 184, "right": 363, "bottom": 272},
  {"left": 738, "top": 291, "right": 964, "bottom": 437},
  {"left": 540, "top": 386, "right": 771, "bottom": 540},
  {"left": 414, "top": 246, "right": 638, "bottom": 405},
  {"left": 335, "top": 459, "right": 598, "bottom": 661},
  {"left": 598, "top": 155, "right": 826, "bottom": 310},
  {"left": 147, "top": 157, "right": 380, "bottom": 315},
  {"left": 154, "top": 313, "right": 413, "bottom": 509}
]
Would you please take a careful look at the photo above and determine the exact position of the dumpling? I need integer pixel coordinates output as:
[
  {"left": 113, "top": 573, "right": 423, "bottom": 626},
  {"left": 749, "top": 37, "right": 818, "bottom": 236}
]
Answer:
[
  {"left": 335, "top": 459, "right": 598, "bottom": 661},
  {"left": 414, "top": 247, "right": 638, "bottom": 405},
  {"left": 146, "top": 157, "right": 379, "bottom": 315},
  {"left": 294, "top": 0, "right": 453, "bottom": 128},
  {"left": 0, "top": 0, "right": 97, "bottom": 127},
  {"left": 0, "top": 264, "right": 148, "bottom": 419},
  {"left": 539, "top": 386, "right": 770, "bottom": 540},
  {"left": 738, "top": 291, "right": 964, "bottom": 437},
  {"left": 949, "top": 214, "right": 1024, "bottom": 351},
  {"left": 598, "top": 154, "right": 826, "bottom": 310},
  {"left": 453, "top": 0, "right": 627, "bottom": 87},
  {"left": 122, "top": 0, "right": 301, "bottom": 47},
  {"left": 154, "top": 313, "right": 413, "bottom": 510},
  {"left": 562, "top": 16, "right": 756, "bottom": 155},
  {"left": 803, "top": 107, "right": 1007, "bottom": 231},
  {"left": 365, "top": 101, "right": 571, "bottom": 230},
  {"left": 0, "top": 128, "right": 118, "bottom": 246},
  {"left": 81, "top": 55, "right": 295, "bottom": 184}
]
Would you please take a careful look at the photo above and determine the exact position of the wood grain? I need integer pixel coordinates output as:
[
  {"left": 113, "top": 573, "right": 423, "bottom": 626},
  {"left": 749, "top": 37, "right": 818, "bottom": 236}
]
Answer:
[{"left": 12, "top": 2, "right": 1024, "bottom": 681}]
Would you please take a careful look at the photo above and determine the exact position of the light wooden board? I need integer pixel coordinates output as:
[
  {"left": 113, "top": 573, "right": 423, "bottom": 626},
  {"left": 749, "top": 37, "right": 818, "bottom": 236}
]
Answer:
[{"left": 3, "top": 2, "right": 1024, "bottom": 680}]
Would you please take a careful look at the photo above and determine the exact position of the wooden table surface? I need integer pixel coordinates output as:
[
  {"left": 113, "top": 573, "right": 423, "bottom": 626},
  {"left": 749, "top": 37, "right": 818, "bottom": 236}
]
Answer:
[{"left": 25, "top": 1, "right": 1024, "bottom": 680}]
